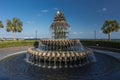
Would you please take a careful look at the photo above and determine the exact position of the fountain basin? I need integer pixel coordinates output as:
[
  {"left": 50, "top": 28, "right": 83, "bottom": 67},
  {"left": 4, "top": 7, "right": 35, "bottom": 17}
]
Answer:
[{"left": 0, "top": 51, "right": 120, "bottom": 80}]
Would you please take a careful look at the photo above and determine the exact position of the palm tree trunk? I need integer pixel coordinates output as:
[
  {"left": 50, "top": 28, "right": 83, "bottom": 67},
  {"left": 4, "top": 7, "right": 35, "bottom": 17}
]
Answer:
[
  {"left": 14, "top": 32, "right": 16, "bottom": 40},
  {"left": 108, "top": 33, "right": 111, "bottom": 41}
]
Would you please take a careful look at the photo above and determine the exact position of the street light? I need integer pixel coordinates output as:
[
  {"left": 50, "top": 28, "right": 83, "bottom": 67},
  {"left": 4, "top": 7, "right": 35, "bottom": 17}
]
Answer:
[
  {"left": 94, "top": 30, "right": 96, "bottom": 40},
  {"left": 36, "top": 30, "right": 37, "bottom": 40}
]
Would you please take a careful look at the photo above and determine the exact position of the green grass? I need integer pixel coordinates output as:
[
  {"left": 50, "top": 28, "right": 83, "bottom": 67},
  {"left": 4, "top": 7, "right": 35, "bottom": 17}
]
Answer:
[{"left": 0, "top": 40, "right": 35, "bottom": 48}]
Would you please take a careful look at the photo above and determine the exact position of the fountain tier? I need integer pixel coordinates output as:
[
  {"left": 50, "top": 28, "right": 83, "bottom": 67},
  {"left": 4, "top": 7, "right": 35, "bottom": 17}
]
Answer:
[{"left": 27, "top": 49, "right": 95, "bottom": 68}]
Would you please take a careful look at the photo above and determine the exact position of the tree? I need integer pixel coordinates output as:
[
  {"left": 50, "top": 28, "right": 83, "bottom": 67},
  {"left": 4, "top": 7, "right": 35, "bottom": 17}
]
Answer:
[
  {"left": 6, "top": 18, "right": 23, "bottom": 40},
  {"left": 0, "top": 20, "right": 4, "bottom": 29},
  {"left": 101, "top": 20, "right": 120, "bottom": 41},
  {"left": 0, "top": 21, "right": 4, "bottom": 38}
]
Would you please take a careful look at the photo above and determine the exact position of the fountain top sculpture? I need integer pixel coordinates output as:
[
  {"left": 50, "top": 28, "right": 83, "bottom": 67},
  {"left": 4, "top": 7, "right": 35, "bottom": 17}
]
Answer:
[
  {"left": 57, "top": 11, "right": 60, "bottom": 14},
  {"left": 50, "top": 11, "right": 70, "bottom": 39},
  {"left": 54, "top": 10, "right": 67, "bottom": 21}
]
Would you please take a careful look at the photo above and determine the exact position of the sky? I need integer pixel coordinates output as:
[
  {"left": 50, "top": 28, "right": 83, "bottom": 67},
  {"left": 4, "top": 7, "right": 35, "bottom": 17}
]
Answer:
[{"left": 0, "top": 0, "right": 120, "bottom": 39}]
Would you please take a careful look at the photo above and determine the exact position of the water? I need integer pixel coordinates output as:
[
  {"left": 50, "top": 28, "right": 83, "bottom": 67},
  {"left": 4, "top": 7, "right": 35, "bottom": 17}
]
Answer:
[{"left": 0, "top": 52, "right": 120, "bottom": 80}]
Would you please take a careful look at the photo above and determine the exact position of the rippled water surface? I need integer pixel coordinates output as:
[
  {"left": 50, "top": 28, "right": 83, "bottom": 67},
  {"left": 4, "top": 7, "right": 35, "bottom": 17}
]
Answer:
[{"left": 0, "top": 52, "right": 120, "bottom": 80}]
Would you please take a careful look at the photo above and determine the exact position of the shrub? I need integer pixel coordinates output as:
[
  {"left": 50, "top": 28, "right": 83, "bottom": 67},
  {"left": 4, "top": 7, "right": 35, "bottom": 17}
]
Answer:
[
  {"left": 34, "top": 41, "right": 39, "bottom": 48},
  {"left": 81, "top": 40, "right": 120, "bottom": 49}
]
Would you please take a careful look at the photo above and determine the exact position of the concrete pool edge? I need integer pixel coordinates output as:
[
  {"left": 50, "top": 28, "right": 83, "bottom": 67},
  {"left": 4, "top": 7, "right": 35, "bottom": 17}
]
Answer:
[
  {"left": 0, "top": 50, "right": 27, "bottom": 61},
  {"left": 0, "top": 46, "right": 29, "bottom": 60},
  {"left": 94, "top": 49, "right": 120, "bottom": 61}
]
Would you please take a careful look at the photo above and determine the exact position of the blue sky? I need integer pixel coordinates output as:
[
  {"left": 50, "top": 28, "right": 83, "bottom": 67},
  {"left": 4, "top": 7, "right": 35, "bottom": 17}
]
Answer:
[{"left": 0, "top": 0, "right": 120, "bottom": 39}]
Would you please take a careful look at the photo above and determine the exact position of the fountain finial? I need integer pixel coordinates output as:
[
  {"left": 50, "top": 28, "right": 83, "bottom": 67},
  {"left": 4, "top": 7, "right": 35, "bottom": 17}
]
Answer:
[{"left": 57, "top": 10, "right": 60, "bottom": 14}]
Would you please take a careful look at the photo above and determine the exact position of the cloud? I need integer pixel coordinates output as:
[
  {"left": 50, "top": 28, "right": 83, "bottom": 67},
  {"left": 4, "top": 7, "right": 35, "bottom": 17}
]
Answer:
[
  {"left": 53, "top": 8, "right": 58, "bottom": 10},
  {"left": 102, "top": 8, "right": 107, "bottom": 11},
  {"left": 98, "top": 30, "right": 102, "bottom": 33},
  {"left": 71, "top": 32, "right": 83, "bottom": 35},
  {"left": 97, "top": 7, "right": 107, "bottom": 12},
  {"left": 37, "top": 13, "right": 42, "bottom": 17},
  {"left": 26, "top": 21, "right": 34, "bottom": 24},
  {"left": 37, "top": 9, "right": 48, "bottom": 17},
  {"left": 72, "top": 32, "right": 77, "bottom": 34},
  {"left": 41, "top": 9, "right": 48, "bottom": 13}
]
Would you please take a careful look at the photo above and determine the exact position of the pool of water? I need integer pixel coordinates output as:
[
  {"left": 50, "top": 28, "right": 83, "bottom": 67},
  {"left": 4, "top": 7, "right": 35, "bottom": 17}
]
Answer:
[{"left": 0, "top": 52, "right": 120, "bottom": 80}]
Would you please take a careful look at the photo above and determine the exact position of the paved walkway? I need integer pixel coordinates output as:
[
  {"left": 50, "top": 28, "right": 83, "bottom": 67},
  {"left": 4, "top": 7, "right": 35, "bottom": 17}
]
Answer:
[
  {"left": 0, "top": 46, "right": 29, "bottom": 60},
  {"left": 93, "top": 49, "right": 120, "bottom": 61}
]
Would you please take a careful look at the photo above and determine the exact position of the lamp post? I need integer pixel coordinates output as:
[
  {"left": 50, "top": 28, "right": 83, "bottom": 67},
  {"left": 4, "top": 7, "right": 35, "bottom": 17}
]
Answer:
[
  {"left": 94, "top": 30, "right": 96, "bottom": 40},
  {"left": 36, "top": 30, "right": 37, "bottom": 41}
]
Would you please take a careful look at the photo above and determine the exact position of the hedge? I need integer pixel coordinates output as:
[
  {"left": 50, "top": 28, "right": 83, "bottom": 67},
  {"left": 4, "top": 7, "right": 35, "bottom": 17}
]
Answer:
[
  {"left": 81, "top": 40, "right": 120, "bottom": 49},
  {"left": 0, "top": 40, "right": 120, "bottom": 49}
]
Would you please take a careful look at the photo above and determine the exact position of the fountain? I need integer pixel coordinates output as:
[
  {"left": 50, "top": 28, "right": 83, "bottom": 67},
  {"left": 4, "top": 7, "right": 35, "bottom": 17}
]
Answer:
[
  {"left": 27, "top": 11, "right": 96, "bottom": 68},
  {"left": 0, "top": 11, "right": 120, "bottom": 80}
]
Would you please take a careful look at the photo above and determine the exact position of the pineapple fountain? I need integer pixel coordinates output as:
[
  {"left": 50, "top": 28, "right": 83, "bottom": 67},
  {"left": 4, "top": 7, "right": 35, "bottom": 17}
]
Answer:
[{"left": 27, "top": 11, "right": 96, "bottom": 68}]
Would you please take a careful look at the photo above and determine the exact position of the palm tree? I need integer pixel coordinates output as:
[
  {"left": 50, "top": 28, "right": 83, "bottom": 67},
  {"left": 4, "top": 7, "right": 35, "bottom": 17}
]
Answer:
[
  {"left": 101, "top": 20, "right": 120, "bottom": 41},
  {"left": 0, "top": 20, "right": 4, "bottom": 29},
  {"left": 6, "top": 18, "right": 23, "bottom": 40},
  {"left": 0, "top": 21, "right": 4, "bottom": 38}
]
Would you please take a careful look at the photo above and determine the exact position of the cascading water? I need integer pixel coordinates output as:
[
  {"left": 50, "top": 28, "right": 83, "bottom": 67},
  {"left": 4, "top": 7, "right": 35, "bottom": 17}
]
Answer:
[{"left": 27, "top": 11, "right": 96, "bottom": 68}]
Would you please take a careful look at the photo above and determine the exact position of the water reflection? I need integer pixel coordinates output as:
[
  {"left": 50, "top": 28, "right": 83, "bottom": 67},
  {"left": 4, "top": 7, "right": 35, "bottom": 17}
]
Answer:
[{"left": 0, "top": 52, "right": 120, "bottom": 80}]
